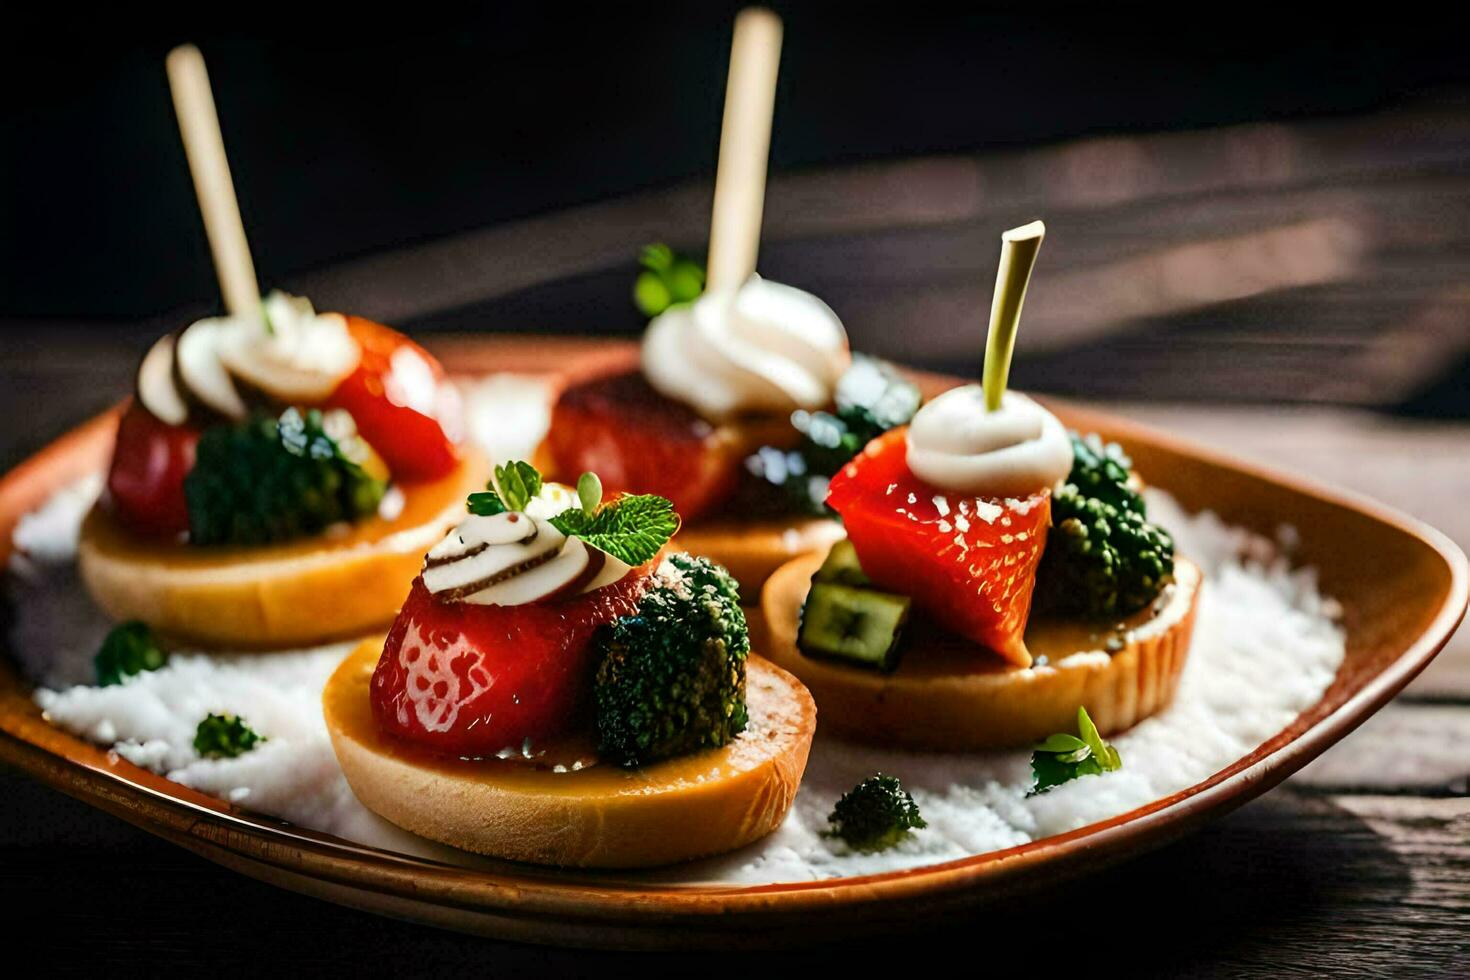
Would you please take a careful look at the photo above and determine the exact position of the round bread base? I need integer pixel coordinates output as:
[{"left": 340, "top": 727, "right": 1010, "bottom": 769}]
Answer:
[
  {"left": 77, "top": 450, "right": 489, "bottom": 649},
  {"left": 325, "top": 640, "right": 817, "bottom": 869},
  {"left": 675, "top": 517, "right": 847, "bottom": 597},
  {"left": 760, "top": 554, "right": 1201, "bottom": 750}
]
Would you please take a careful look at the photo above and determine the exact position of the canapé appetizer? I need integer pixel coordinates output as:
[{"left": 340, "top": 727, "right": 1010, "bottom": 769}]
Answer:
[
  {"left": 550, "top": 264, "right": 924, "bottom": 592},
  {"left": 76, "top": 47, "right": 484, "bottom": 648},
  {"left": 760, "top": 222, "right": 1199, "bottom": 749},
  {"left": 324, "top": 462, "right": 816, "bottom": 868},
  {"left": 80, "top": 294, "right": 484, "bottom": 648},
  {"left": 545, "top": 11, "right": 917, "bottom": 590}
]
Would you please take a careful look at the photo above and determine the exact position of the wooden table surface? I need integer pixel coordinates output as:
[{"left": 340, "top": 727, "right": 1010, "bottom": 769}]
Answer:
[{"left": 2, "top": 105, "right": 1466, "bottom": 974}]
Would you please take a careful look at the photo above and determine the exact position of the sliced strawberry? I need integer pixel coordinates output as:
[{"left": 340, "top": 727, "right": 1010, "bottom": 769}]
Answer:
[
  {"left": 825, "top": 427, "right": 1050, "bottom": 666},
  {"left": 370, "top": 570, "right": 652, "bottom": 758},
  {"left": 104, "top": 400, "right": 200, "bottom": 537},
  {"left": 547, "top": 370, "right": 738, "bottom": 521},
  {"left": 327, "top": 316, "right": 460, "bottom": 483}
]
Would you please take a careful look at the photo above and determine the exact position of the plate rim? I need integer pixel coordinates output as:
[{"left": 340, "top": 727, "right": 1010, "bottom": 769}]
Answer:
[{"left": 0, "top": 348, "right": 1465, "bottom": 935}]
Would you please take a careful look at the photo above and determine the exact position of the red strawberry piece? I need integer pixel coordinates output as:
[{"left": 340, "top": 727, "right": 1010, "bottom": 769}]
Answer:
[
  {"left": 370, "top": 569, "right": 651, "bottom": 758},
  {"left": 825, "top": 427, "right": 1050, "bottom": 666},
  {"left": 547, "top": 370, "right": 738, "bottom": 522},
  {"left": 104, "top": 400, "right": 200, "bottom": 537},
  {"left": 327, "top": 316, "right": 460, "bottom": 483}
]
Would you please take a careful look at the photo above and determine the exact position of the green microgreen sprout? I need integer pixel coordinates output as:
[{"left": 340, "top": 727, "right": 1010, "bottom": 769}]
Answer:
[
  {"left": 576, "top": 471, "right": 603, "bottom": 516},
  {"left": 463, "top": 461, "right": 677, "bottom": 566},
  {"left": 1029, "top": 706, "right": 1122, "bottom": 796}
]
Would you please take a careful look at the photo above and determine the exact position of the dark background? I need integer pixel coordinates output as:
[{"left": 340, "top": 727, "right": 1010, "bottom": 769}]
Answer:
[{"left": 3, "top": 4, "right": 1467, "bottom": 321}]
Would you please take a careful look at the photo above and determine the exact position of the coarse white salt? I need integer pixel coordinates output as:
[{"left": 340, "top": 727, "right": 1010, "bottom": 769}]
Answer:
[
  {"left": 9, "top": 477, "right": 1345, "bottom": 885},
  {"left": 6, "top": 381, "right": 1347, "bottom": 885},
  {"left": 460, "top": 373, "right": 556, "bottom": 464}
]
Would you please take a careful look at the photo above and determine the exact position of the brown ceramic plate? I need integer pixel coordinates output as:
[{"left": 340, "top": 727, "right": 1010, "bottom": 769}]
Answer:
[{"left": 0, "top": 339, "right": 1465, "bottom": 950}]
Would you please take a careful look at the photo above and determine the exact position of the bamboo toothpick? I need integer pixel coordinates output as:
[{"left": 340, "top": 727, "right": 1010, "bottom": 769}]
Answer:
[
  {"left": 705, "top": 8, "right": 783, "bottom": 293},
  {"left": 166, "top": 44, "right": 261, "bottom": 319},
  {"left": 981, "top": 220, "right": 1046, "bottom": 411}
]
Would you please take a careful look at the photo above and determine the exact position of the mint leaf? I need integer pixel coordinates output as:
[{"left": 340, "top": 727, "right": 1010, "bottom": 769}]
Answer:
[
  {"left": 666, "top": 258, "right": 705, "bottom": 303},
  {"left": 551, "top": 493, "right": 678, "bottom": 566},
  {"left": 492, "top": 460, "right": 543, "bottom": 513},
  {"left": 466, "top": 489, "right": 507, "bottom": 516},
  {"left": 634, "top": 273, "right": 672, "bottom": 318},
  {"left": 1031, "top": 751, "right": 1098, "bottom": 795},
  {"left": 1028, "top": 706, "right": 1120, "bottom": 796},
  {"left": 463, "top": 463, "right": 677, "bottom": 565},
  {"left": 639, "top": 242, "right": 674, "bottom": 274},
  {"left": 634, "top": 243, "right": 705, "bottom": 317},
  {"left": 468, "top": 459, "right": 545, "bottom": 515},
  {"left": 1077, "top": 704, "right": 1119, "bottom": 768}
]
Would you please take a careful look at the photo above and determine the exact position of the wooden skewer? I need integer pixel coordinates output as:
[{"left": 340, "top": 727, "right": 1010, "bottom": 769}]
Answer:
[
  {"left": 982, "top": 220, "right": 1046, "bottom": 411},
  {"left": 705, "top": 8, "right": 784, "bottom": 293},
  {"left": 166, "top": 44, "right": 261, "bottom": 319}
]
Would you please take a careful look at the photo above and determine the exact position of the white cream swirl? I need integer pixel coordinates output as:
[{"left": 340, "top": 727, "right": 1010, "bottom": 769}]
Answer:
[
  {"left": 641, "top": 277, "right": 851, "bottom": 421},
  {"left": 905, "top": 387, "right": 1072, "bottom": 498},
  {"left": 216, "top": 291, "right": 361, "bottom": 404},
  {"left": 140, "top": 290, "right": 361, "bottom": 424},
  {"left": 422, "top": 487, "right": 632, "bottom": 607}
]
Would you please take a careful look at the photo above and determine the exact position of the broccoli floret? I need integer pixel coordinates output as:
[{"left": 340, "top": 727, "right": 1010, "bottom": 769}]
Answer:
[
  {"left": 826, "top": 774, "right": 926, "bottom": 852},
  {"left": 1036, "top": 431, "right": 1175, "bottom": 619},
  {"left": 1038, "top": 484, "right": 1175, "bottom": 619},
  {"left": 748, "top": 356, "right": 922, "bottom": 514},
  {"left": 193, "top": 713, "right": 264, "bottom": 758},
  {"left": 593, "top": 554, "right": 750, "bottom": 767},
  {"left": 184, "top": 408, "right": 385, "bottom": 546},
  {"left": 1067, "top": 432, "right": 1145, "bottom": 515},
  {"left": 95, "top": 621, "right": 167, "bottom": 686}
]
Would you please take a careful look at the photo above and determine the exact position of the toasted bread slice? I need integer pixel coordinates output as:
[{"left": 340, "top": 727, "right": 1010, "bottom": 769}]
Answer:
[
  {"left": 675, "top": 517, "right": 847, "bottom": 596},
  {"left": 759, "top": 553, "right": 1200, "bottom": 750},
  {"left": 325, "top": 639, "right": 816, "bottom": 868},
  {"left": 77, "top": 449, "right": 489, "bottom": 649}
]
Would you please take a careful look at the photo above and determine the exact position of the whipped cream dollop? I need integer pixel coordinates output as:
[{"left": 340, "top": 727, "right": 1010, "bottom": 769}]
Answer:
[
  {"left": 905, "top": 387, "right": 1072, "bottom": 498},
  {"left": 138, "top": 290, "right": 361, "bottom": 424},
  {"left": 216, "top": 291, "right": 361, "bottom": 404},
  {"left": 641, "top": 277, "right": 851, "bottom": 421},
  {"left": 422, "top": 486, "right": 631, "bottom": 606}
]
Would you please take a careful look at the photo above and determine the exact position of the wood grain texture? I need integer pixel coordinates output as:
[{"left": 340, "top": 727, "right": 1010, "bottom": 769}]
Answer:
[
  {"left": 2, "top": 772, "right": 1462, "bottom": 976},
  {"left": 1295, "top": 703, "right": 1470, "bottom": 793}
]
